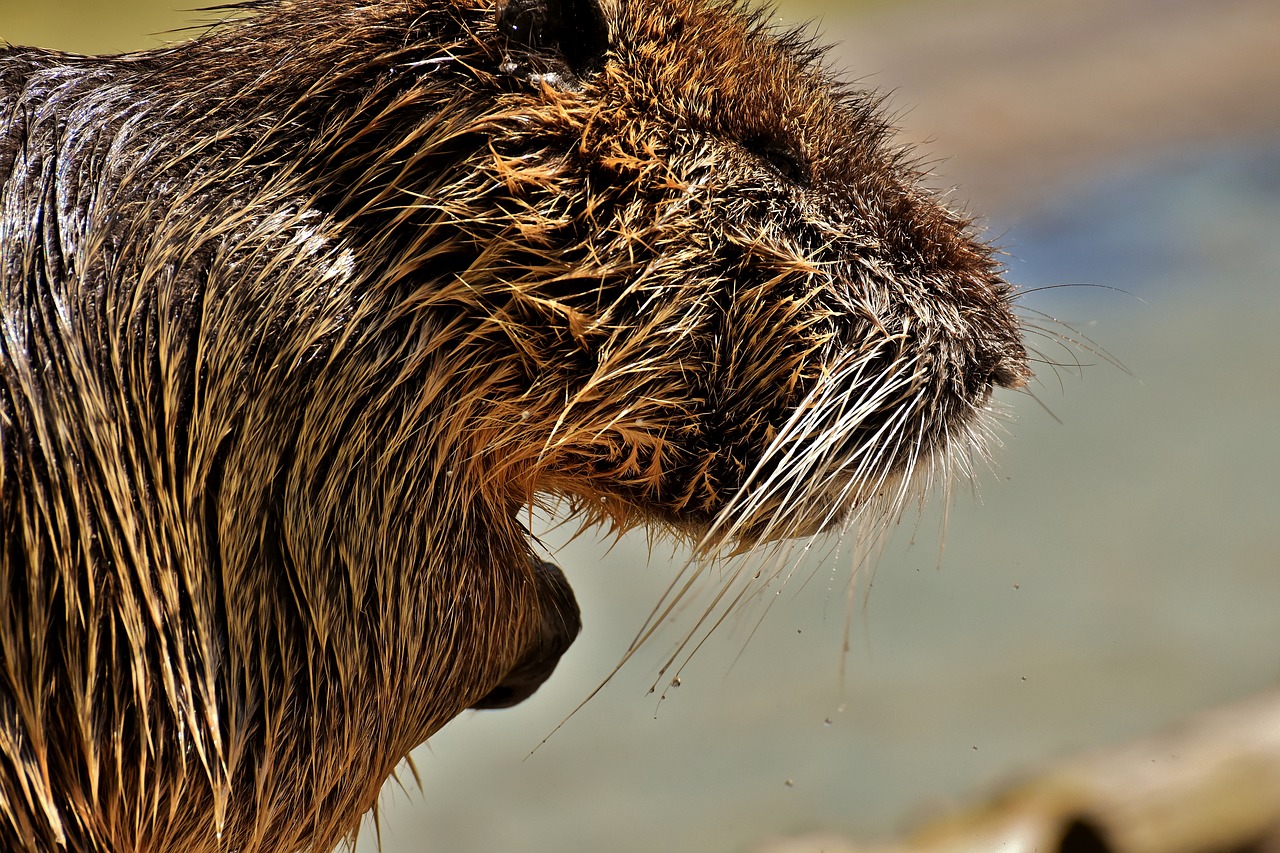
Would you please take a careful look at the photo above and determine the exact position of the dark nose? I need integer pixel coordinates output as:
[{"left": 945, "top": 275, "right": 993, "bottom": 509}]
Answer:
[{"left": 991, "top": 352, "right": 1031, "bottom": 390}]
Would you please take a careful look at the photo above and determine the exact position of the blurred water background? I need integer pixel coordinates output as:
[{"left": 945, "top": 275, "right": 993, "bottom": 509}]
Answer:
[{"left": 4, "top": 1, "right": 1278, "bottom": 850}]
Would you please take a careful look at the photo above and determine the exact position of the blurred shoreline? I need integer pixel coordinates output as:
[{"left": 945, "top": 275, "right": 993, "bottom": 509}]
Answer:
[{"left": 802, "top": 0, "right": 1280, "bottom": 216}]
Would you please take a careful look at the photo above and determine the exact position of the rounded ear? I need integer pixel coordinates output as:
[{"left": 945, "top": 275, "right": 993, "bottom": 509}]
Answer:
[
  {"left": 469, "top": 559, "right": 581, "bottom": 710},
  {"left": 494, "top": 0, "right": 609, "bottom": 82}
]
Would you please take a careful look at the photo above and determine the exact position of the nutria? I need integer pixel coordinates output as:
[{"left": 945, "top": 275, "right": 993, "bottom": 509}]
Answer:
[{"left": 0, "top": 0, "right": 1029, "bottom": 850}]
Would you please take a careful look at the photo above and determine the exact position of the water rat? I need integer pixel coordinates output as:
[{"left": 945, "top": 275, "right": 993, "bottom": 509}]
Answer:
[{"left": 0, "top": 0, "right": 1028, "bottom": 849}]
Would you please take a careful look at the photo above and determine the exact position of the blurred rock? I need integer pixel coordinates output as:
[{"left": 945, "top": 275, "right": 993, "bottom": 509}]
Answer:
[{"left": 756, "top": 689, "right": 1280, "bottom": 853}]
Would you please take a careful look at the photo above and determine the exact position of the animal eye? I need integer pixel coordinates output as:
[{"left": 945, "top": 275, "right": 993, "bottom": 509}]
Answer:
[
  {"left": 495, "top": 0, "right": 609, "bottom": 77},
  {"left": 744, "top": 135, "right": 810, "bottom": 185}
]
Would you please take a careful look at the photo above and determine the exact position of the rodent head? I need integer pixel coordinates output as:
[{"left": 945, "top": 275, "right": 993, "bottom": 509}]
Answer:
[
  {"left": 197, "top": 0, "right": 1027, "bottom": 553},
  {"left": 421, "top": 0, "right": 1030, "bottom": 548}
]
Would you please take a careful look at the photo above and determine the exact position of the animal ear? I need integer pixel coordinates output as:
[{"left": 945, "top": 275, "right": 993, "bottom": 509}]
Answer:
[{"left": 494, "top": 0, "right": 609, "bottom": 82}]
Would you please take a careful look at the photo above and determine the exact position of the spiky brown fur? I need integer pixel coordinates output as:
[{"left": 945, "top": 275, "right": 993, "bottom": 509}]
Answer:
[{"left": 0, "top": 0, "right": 1028, "bottom": 850}]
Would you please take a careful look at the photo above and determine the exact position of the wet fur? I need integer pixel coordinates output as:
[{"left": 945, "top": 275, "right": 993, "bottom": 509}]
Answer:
[{"left": 0, "top": 0, "right": 1027, "bottom": 850}]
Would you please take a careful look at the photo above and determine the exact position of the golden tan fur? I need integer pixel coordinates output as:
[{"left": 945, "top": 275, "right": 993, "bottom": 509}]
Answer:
[{"left": 0, "top": 0, "right": 1027, "bottom": 850}]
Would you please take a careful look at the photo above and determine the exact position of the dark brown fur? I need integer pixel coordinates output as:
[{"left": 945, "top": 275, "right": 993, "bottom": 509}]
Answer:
[{"left": 0, "top": 0, "right": 1028, "bottom": 850}]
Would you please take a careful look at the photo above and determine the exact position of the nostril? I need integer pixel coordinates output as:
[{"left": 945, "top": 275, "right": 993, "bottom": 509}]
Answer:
[
  {"left": 993, "top": 361, "right": 1030, "bottom": 390},
  {"left": 988, "top": 336, "right": 1032, "bottom": 390}
]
